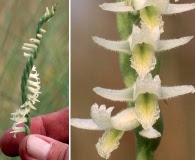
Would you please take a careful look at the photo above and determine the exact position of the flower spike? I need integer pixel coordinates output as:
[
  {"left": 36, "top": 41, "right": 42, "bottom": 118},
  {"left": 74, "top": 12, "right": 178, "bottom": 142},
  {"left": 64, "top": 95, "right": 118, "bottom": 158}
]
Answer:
[
  {"left": 72, "top": 0, "right": 195, "bottom": 158},
  {"left": 10, "top": 5, "right": 56, "bottom": 138}
]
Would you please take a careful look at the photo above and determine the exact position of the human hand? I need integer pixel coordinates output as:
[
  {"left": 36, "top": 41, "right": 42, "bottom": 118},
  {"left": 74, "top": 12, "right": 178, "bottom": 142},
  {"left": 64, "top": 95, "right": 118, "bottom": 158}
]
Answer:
[{"left": 0, "top": 108, "right": 69, "bottom": 160}]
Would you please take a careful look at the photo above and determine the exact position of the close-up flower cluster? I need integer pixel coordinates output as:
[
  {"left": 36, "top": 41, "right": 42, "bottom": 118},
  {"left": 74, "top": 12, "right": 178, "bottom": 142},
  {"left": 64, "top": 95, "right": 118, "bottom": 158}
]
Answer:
[{"left": 71, "top": 0, "right": 195, "bottom": 159}]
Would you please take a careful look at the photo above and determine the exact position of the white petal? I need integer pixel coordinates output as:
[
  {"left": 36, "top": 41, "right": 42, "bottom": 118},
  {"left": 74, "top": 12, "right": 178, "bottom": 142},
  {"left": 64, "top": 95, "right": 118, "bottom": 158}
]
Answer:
[
  {"left": 158, "top": 36, "right": 193, "bottom": 52},
  {"left": 31, "top": 66, "right": 37, "bottom": 72},
  {"left": 71, "top": 118, "right": 102, "bottom": 130},
  {"left": 39, "top": 28, "right": 46, "bottom": 34},
  {"left": 46, "top": 7, "right": 50, "bottom": 16},
  {"left": 92, "top": 36, "right": 130, "bottom": 54},
  {"left": 132, "top": 0, "right": 148, "bottom": 10},
  {"left": 10, "top": 115, "right": 27, "bottom": 123},
  {"left": 154, "top": 0, "right": 169, "bottom": 14},
  {"left": 130, "top": 24, "right": 160, "bottom": 50},
  {"left": 10, "top": 125, "right": 26, "bottom": 138},
  {"left": 96, "top": 129, "right": 124, "bottom": 159},
  {"left": 51, "top": 6, "right": 55, "bottom": 14},
  {"left": 11, "top": 111, "right": 19, "bottom": 117},
  {"left": 139, "top": 6, "right": 161, "bottom": 28},
  {"left": 27, "top": 86, "right": 41, "bottom": 94},
  {"left": 37, "top": 34, "right": 42, "bottom": 38},
  {"left": 135, "top": 93, "right": 160, "bottom": 130},
  {"left": 28, "top": 79, "right": 40, "bottom": 88},
  {"left": 27, "top": 94, "right": 40, "bottom": 104},
  {"left": 23, "top": 43, "right": 37, "bottom": 49},
  {"left": 23, "top": 52, "right": 32, "bottom": 58},
  {"left": 22, "top": 46, "right": 34, "bottom": 53},
  {"left": 139, "top": 127, "right": 161, "bottom": 138},
  {"left": 11, "top": 124, "right": 25, "bottom": 132},
  {"left": 27, "top": 101, "right": 37, "bottom": 110},
  {"left": 21, "top": 101, "right": 37, "bottom": 110},
  {"left": 93, "top": 87, "right": 134, "bottom": 101},
  {"left": 29, "top": 67, "right": 40, "bottom": 81},
  {"left": 20, "top": 107, "right": 30, "bottom": 116},
  {"left": 91, "top": 104, "right": 113, "bottom": 130},
  {"left": 160, "top": 85, "right": 195, "bottom": 100},
  {"left": 131, "top": 44, "right": 156, "bottom": 79},
  {"left": 130, "top": 25, "right": 141, "bottom": 49},
  {"left": 30, "top": 38, "right": 40, "bottom": 45},
  {"left": 100, "top": 2, "right": 134, "bottom": 12},
  {"left": 164, "top": 3, "right": 195, "bottom": 14},
  {"left": 111, "top": 108, "right": 140, "bottom": 131},
  {"left": 133, "top": 74, "right": 161, "bottom": 99}
]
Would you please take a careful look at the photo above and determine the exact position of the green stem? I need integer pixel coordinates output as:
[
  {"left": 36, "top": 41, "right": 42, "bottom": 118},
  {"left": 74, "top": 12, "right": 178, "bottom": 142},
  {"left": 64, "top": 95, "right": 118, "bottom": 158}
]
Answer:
[
  {"left": 116, "top": 11, "right": 140, "bottom": 88},
  {"left": 116, "top": 1, "right": 163, "bottom": 159},
  {"left": 135, "top": 114, "right": 163, "bottom": 160}
]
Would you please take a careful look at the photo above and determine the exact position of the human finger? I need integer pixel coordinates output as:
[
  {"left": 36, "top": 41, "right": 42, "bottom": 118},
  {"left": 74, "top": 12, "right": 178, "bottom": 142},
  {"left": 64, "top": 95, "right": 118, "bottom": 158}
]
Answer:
[
  {"left": 19, "top": 134, "right": 69, "bottom": 160},
  {"left": 0, "top": 107, "right": 69, "bottom": 157}
]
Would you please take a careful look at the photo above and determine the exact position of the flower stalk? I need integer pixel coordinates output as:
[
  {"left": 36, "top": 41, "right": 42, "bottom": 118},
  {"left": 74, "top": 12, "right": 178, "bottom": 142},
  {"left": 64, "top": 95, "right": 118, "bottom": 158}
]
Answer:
[{"left": 10, "top": 5, "right": 57, "bottom": 138}]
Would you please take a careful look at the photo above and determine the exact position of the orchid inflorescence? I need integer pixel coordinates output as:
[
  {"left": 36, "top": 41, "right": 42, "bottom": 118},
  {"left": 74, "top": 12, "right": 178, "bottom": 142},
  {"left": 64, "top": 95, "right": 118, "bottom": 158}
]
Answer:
[
  {"left": 71, "top": 0, "right": 195, "bottom": 159},
  {"left": 10, "top": 5, "right": 56, "bottom": 138}
]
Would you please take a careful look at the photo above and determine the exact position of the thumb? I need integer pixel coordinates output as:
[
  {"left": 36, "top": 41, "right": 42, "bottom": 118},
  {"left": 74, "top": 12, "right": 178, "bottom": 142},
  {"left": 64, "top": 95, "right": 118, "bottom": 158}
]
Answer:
[{"left": 19, "top": 134, "right": 69, "bottom": 160}]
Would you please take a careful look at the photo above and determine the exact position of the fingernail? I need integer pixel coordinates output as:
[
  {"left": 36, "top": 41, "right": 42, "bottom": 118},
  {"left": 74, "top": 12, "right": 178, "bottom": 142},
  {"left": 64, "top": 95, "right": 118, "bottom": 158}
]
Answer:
[{"left": 27, "top": 136, "right": 52, "bottom": 160}]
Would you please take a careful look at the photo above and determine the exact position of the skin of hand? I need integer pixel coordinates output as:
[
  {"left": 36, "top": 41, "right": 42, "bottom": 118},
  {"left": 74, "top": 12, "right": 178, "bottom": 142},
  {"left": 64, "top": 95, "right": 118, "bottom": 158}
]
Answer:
[{"left": 0, "top": 107, "right": 69, "bottom": 160}]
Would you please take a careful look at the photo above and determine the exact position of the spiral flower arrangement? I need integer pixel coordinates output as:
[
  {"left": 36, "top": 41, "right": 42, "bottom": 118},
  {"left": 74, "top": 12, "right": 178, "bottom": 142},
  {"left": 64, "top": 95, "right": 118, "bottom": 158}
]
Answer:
[
  {"left": 72, "top": 1, "right": 195, "bottom": 159},
  {"left": 10, "top": 5, "right": 56, "bottom": 138}
]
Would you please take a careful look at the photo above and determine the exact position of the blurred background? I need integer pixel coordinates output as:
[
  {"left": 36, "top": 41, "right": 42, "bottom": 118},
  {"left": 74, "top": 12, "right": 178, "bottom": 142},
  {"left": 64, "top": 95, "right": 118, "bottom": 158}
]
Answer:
[
  {"left": 71, "top": 0, "right": 195, "bottom": 159},
  {"left": 0, "top": 0, "right": 68, "bottom": 159}
]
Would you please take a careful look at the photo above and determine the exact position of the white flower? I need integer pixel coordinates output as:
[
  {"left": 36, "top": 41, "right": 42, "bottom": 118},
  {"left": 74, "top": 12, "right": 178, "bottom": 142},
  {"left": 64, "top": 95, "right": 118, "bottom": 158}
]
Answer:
[
  {"left": 71, "top": 103, "right": 140, "bottom": 159},
  {"left": 22, "top": 42, "right": 39, "bottom": 58},
  {"left": 93, "top": 25, "right": 193, "bottom": 78},
  {"left": 20, "top": 101, "right": 37, "bottom": 110},
  {"left": 27, "top": 79, "right": 40, "bottom": 90},
  {"left": 10, "top": 101, "right": 35, "bottom": 138},
  {"left": 100, "top": 0, "right": 195, "bottom": 29},
  {"left": 29, "top": 66, "right": 40, "bottom": 81},
  {"left": 10, "top": 110, "right": 27, "bottom": 125},
  {"left": 93, "top": 73, "right": 195, "bottom": 135},
  {"left": 10, "top": 124, "right": 26, "bottom": 138},
  {"left": 10, "top": 65, "right": 40, "bottom": 138},
  {"left": 27, "top": 94, "right": 40, "bottom": 104},
  {"left": 100, "top": 0, "right": 195, "bottom": 15},
  {"left": 27, "top": 66, "right": 41, "bottom": 104}
]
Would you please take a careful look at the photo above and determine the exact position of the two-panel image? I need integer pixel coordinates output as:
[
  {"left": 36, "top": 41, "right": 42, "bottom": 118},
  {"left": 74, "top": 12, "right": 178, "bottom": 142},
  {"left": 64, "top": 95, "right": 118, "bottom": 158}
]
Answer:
[{"left": 0, "top": 0, "right": 195, "bottom": 160}]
